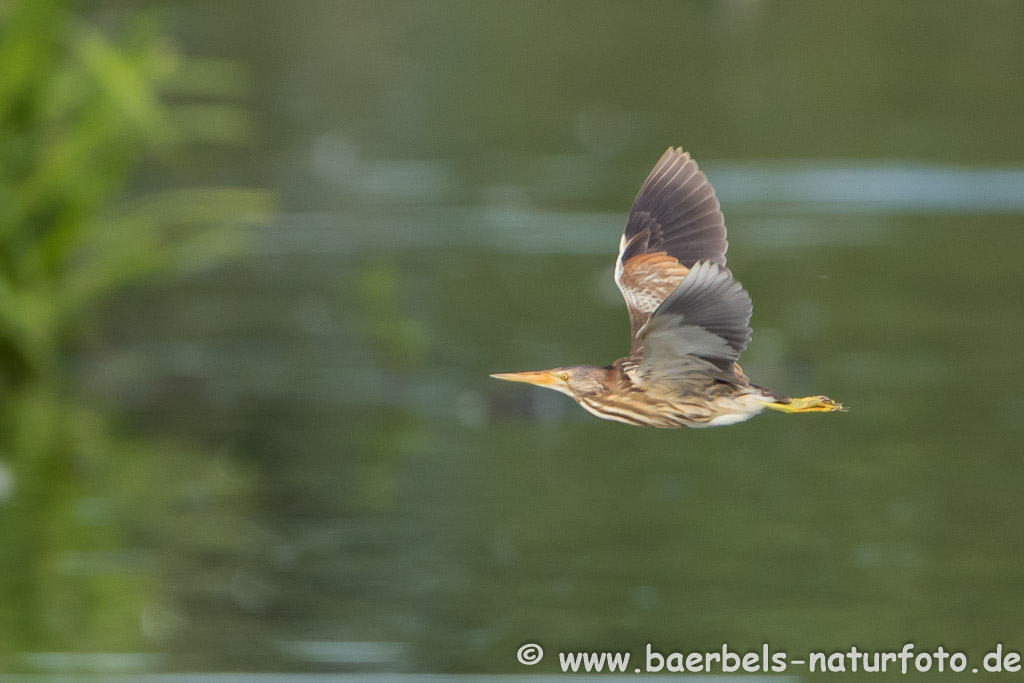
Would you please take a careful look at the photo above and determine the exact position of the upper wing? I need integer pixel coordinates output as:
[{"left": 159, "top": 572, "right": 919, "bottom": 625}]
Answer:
[
  {"left": 635, "top": 261, "right": 752, "bottom": 384},
  {"left": 614, "top": 148, "right": 729, "bottom": 356}
]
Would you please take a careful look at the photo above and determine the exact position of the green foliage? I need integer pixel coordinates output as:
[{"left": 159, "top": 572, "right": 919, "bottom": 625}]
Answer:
[
  {"left": 0, "top": 0, "right": 271, "bottom": 667},
  {"left": 0, "top": 0, "right": 271, "bottom": 388}
]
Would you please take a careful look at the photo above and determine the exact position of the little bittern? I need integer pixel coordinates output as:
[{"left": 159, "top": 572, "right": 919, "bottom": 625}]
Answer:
[{"left": 491, "top": 148, "right": 845, "bottom": 428}]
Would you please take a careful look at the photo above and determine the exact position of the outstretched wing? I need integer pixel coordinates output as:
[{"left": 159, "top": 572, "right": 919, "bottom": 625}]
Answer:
[
  {"left": 635, "top": 261, "right": 752, "bottom": 385},
  {"left": 614, "top": 148, "right": 729, "bottom": 356}
]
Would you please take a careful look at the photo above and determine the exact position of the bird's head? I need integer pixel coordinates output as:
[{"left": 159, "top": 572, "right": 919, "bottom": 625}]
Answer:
[{"left": 490, "top": 365, "right": 609, "bottom": 399}]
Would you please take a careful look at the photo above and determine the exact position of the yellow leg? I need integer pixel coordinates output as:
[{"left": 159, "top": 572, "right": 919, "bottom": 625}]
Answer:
[{"left": 763, "top": 395, "right": 846, "bottom": 414}]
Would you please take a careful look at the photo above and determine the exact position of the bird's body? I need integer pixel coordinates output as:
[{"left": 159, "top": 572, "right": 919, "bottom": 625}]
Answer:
[
  {"left": 578, "top": 360, "right": 770, "bottom": 428},
  {"left": 491, "top": 147, "right": 844, "bottom": 428}
]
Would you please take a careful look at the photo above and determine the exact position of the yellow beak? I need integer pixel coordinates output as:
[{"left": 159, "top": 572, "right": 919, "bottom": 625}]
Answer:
[{"left": 489, "top": 370, "right": 557, "bottom": 386}]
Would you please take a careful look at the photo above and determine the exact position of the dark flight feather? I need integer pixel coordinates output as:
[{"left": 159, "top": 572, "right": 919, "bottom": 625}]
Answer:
[{"left": 615, "top": 148, "right": 732, "bottom": 356}]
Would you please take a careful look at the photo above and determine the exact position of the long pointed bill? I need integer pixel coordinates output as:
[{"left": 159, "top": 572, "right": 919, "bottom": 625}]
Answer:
[{"left": 489, "top": 370, "right": 557, "bottom": 387}]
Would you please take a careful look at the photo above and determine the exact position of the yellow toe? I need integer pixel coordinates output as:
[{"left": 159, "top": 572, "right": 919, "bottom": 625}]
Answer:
[{"left": 764, "top": 395, "right": 847, "bottom": 414}]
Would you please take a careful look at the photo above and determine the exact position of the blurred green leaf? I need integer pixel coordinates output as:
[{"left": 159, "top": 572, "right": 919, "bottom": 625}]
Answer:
[
  {"left": 170, "top": 103, "right": 254, "bottom": 145},
  {"left": 0, "top": 0, "right": 272, "bottom": 664},
  {"left": 164, "top": 58, "right": 249, "bottom": 99}
]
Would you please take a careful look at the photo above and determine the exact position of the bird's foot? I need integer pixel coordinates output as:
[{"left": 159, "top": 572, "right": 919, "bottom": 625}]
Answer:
[{"left": 764, "top": 395, "right": 847, "bottom": 414}]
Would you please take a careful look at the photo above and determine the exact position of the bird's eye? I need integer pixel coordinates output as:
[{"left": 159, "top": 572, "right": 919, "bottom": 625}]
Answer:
[{"left": 559, "top": 373, "right": 569, "bottom": 381}]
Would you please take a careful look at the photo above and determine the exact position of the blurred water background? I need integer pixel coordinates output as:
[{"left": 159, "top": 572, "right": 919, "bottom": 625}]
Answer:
[{"left": 1, "top": 1, "right": 1023, "bottom": 680}]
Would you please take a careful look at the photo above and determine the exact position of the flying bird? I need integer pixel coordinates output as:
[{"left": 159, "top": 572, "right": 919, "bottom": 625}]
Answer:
[{"left": 491, "top": 148, "right": 845, "bottom": 428}]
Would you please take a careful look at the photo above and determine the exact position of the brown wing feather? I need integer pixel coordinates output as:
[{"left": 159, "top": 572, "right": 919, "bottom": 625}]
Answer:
[
  {"left": 615, "top": 148, "right": 730, "bottom": 357},
  {"left": 616, "top": 252, "right": 691, "bottom": 356}
]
